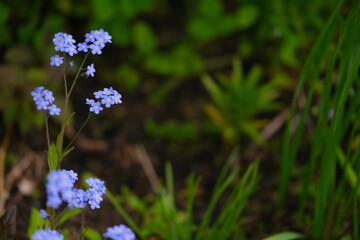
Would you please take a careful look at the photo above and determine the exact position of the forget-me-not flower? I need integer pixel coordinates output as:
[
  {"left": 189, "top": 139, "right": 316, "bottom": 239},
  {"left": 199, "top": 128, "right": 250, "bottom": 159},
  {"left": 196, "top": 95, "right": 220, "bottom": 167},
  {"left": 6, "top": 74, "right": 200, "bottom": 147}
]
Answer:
[
  {"left": 46, "top": 170, "right": 74, "bottom": 209},
  {"left": 103, "top": 224, "right": 135, "bottom": 240},
  {"left": 88, "top": 101, "right": 103, "bottom": 114},
  {"left": 86, "top": 63, "right": 96, "bottom": 77},
  {"left": 48, "top": 104, "right": 61, "bottom": 116},
  {"left": 38, "top": 209, "right": 49, "bottom": 219},
  {"left": 50, "top": 55, "right": 64, "bottom": 67},
  {"left": 31, "top": 229, "right": 63, "bottom": 240}
]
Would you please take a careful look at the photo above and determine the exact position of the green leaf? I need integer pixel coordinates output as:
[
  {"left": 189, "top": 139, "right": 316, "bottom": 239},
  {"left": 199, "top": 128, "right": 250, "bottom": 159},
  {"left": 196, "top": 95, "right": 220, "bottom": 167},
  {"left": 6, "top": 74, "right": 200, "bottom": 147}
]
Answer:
[
  {"left": 58, "top": 146, "right": 75, "bottom": 162},
  {"left": 236, "top": 5, "right": 259, "bottom": 29},
  {"left": 0, "top": 2, "right": 10, "bottom": 24},
  {"left": 64, "top": 112, "right": 75, "bottom": 127},
  {"left": 47, "top": 144, "right": 59, "bottom": 170},
  {"left": 90, "top": 0, "right": 116, "bottom": 21},
  {"left": 132, "top": 21, "right": 157, "bottom": 54},
  {"left": 27, "top": 208, "right": 45, "bottom": 236},
  {"left": 199, "top": 0, "right": 223, "bottom": 18},
  {"left": 55, "top": 208, "right": 81, "bottom": 226},
  {"left": 263, "top": 232, "right": 305, "bottom": 240},
  {"left": 83, "top": 228, "right": 102, "bottom": 240}
]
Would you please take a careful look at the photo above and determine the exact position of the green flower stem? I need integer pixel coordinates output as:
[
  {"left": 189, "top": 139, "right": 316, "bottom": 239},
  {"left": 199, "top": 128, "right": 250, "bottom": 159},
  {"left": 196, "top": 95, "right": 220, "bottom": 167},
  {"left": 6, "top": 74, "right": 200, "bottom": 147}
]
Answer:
[
  {"left": 64, "top": 113, "right": 92, "bottom": 153},
  {"left": 68, "top": 52, "right": 90, "bottom": 97},
  {"left": 45, "top": 114, "right": 55, "bottom": 170},
  {"left": 49, "top": 207, "right": 56, "bottom": 230},
  {"left": 58, "top": 52, "right": 90, "bottom": 158},
  {"left": 79, "top": 207, "right": 87, "bottom": 240}
]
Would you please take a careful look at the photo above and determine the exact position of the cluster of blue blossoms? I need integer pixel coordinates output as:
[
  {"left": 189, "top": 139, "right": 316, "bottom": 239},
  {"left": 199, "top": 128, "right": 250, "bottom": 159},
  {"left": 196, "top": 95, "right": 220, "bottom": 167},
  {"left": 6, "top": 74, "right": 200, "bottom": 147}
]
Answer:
[
  {"left": 31, "top": 87, "right": 61, "bottom": 116},
  {"left": 50, "top": 29, "right": 112, "bottom": 78},
  {"left": 31, "top": 229, "right": 63, "bottom": 240},
  {"left": 70, "top": 177, "right": 106, "bottom": 210},
  {"left": 86, "top": 87, "right": 122, "bottom": 114},
  {"left": 103, "top": 224, "right": 136, "bottom": 240},
  {"left": 45, "top": 169, "right": 105, "bottom": 210}
]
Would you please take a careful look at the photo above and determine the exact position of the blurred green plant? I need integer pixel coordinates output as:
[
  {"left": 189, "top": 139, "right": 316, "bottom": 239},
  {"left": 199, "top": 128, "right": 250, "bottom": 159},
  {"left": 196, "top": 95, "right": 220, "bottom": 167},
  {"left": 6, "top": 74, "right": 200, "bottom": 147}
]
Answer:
[
  {"left": 202, "top": 58, "right": 281, "bottom": 144},
  {"left": 106, "top": 149, "right": 259, "bottom": 240},
  {"left": 279, "top": 0, "right": 360, "bottom": 239},
  {"left": 144, "top": 119, "right": 198, "bottom": 142}
]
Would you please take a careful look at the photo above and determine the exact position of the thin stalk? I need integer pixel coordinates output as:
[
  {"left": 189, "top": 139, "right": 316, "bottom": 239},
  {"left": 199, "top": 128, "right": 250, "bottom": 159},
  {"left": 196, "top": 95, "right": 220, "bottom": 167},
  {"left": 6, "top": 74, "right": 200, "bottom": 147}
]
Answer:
[
  {"left": 64, "top": 114, "right": 91, "bottom": 152},
  {"left": 45, "top": 114, "right": 55, "bottom": 170},
  {"left": 49, "top": 207, "right": 56, "bottom": 230},
  {"left": 68, "top": 52, "right": 90, "bottom": 97},
  {"left": 58, "top": 52, "right": 90, "bottom": 157},
  {"left": 79, "top": 208, "right": 87, "bottom": 240}
]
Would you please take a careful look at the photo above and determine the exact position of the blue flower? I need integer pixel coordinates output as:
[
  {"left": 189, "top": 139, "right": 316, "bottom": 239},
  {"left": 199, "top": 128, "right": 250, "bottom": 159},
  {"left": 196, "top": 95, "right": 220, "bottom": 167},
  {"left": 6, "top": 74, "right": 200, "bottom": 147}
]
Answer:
[
  {"left": 53, "top": 33, "right": 66, "bottom": 52},
  {"left": 103, "top": 87, "right": 114, "bottom": 95},
  {"left": 93, "top": 91, "right": 104, "bottom": 99},
  {"left": 31, "top": 87, "right": 45, "bottom": 102},
  {"left": 31, "top": 229, "right": 63, "bottom": 240},
  {"left": 43, "top": 90, "right": 55, "bottom": 103},
  {"left": 86, "top": 63, "right": 96, "bottom": 77},
  {"left": 50, "top": 55, "right": 64, "bottom": 67},
  {"left": 64, "top": 33, "right": 76, "bottom": 45},
  {"left": 95, "top": 38, "right": 105, "bottom": 48},
  {"left": 113, "top": 91, "right": 122, "bottom": 104},
  {"left": 86, "top": 98, "right": 95, "bottom": 105},
  {"left": 66, "top": 170, "right": 78, "bottom": 183},
  {"left": 90, "top": 44, "right": 102, "bottom": 55},
  {"left": 101, "top": 96, "right": 115, "bottom": 108},
  {"left": 38, "top": 209, "right": 49, "bottom": 219},
  {"left": 36, "top": 100, "right": 49, "bottom": 110},
  {"left": 89, "top": 101, "right": 103, "bottom": 114},
  {"left": 77, "top": 42, "right": 88, "bottom": 52},
  {"left": 48, "top": 104, "right": 61, "bottom": 116},
  {"left": 46, "top": 170, "right": 74, "bottom": 209},
  {"left": 69, "top": 61, "right": 74, "bottom": 67},
  {"left": 65, "top": 45, "right": 78, "bottom": 56},
  {"left": 85, "top": 31, "right": 96, "bottom": 42},
  {"left": 103, "top": 224, "right": 135, "bottom": 240},
  {"left": 103, "top": 31, "right": 112, "bottom": 43}
]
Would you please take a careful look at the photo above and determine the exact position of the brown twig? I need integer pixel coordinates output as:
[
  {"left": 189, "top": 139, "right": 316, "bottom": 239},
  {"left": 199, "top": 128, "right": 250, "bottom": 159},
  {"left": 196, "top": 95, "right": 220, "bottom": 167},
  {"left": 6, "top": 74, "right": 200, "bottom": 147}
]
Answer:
[
  {"left": 133, "top": 145, "right": 160, "bottom": 194},
  {"left": 0, "top": 124, "right": 13, "bottom": 214}
]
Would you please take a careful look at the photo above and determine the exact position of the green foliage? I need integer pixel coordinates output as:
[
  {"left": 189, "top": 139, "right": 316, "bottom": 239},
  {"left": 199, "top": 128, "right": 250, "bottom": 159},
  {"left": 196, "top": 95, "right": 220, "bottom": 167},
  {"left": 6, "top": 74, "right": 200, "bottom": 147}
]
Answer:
[
  {"left": 202, "top": 58, "right": 281, "bottom": 143},
  {"left": 145, "top": 120, "right": 198, "bottom": 141},
  {"left": 27, "top": 208, "right": 45, "bottom": 237},
  {"left": 83, "top": 228, "right": 102, "bottom": 240},
  {"left": 263, "top": 232, "right": 305, "bottom": 240},
  {"left": 279, "top": 0, "right": 360, "bottom": 238},
  {"left": 54, "top": 208, "right": 81, "bottom": 227},
  {"left": 107, "top": 149, "right": 259, "bottom": 239}
]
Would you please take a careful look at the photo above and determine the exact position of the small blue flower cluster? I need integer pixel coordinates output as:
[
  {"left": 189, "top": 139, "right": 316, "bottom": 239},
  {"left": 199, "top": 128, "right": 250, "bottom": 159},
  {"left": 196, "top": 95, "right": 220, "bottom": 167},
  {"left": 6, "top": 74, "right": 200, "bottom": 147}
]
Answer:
[
  {"left": 31, "top": 229, "right": 63, "bottom": 240},
  {"left": 31, "top": 87, "right": 61, "bottom": 116},
  {"left": 70, "top": 177, "right": 106, "bottom": 210},
  {"left": 46, "top": 170, "right": 74, "bottom": 209},
  {"left": 45, "top": 169, "right": 105, "bottom": 210},
  {"left": 103, "top": 224, "right": 135, "bottom": 240},
  {"left": 86, "top": 87, "right": 122, "bottom": 114},
  {"left": 50, "top": 30, "right": 112, "bottom": 75}
]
